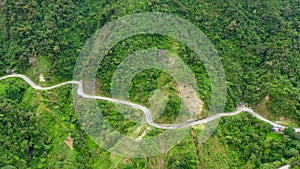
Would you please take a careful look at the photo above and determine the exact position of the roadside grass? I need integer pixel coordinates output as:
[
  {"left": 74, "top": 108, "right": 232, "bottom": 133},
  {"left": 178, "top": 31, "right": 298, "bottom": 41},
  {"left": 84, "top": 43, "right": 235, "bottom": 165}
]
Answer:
[
  {"left": 266, "top": 132, "right": 283, "bottom": 142},
  {"left": 18, "top": 85, "right": 78, "bottom": 168},
  {"left": 36, "top": 55, "right": 51, "bottom": 77},
  {"left": 253, "top": 96, "right": 299, "bottom": 127},
  {"left": 86, "top": 137, "right": 112, "bottom": 168},
  {"left": 36, "top": 97, "right": 79, "bottom": 168},
  {"left": 21, "top": 87, "right": 36, "bottom": 106},
  {"left": 196, "top": 133, "right": 233, "bottom": 169},
  {"left": 24, "top": 55, "right": 59, "bottom": 86},
  {"left": 253, "top": 96, "right": 272, "bottom": 119},
  {"left": 2, "top": 50, "right": 296, "bottom": 169},
  {"left": 21, "top": 57, "right": 80, "bottom": 168},
  {"left": 13, "top": 58, "right": 113, "bottom": 168},
  {"left": 17, "top": 57, "right": 80, "bottom": 168},
  {"left": 19, "top": 59, "right": 79, "bottom": 168},
  {"left": 166, "top": 132, "right": 199, "bottom": 168},
  {"left": 108, "top": 124, "right": 146, "bottom": 168}
]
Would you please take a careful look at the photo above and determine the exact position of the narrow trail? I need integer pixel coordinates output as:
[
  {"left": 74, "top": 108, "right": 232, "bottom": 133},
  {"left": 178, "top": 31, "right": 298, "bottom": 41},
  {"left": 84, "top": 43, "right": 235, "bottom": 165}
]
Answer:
[{"left": 0, "top": 74, "right": 298, "bottom": 130}]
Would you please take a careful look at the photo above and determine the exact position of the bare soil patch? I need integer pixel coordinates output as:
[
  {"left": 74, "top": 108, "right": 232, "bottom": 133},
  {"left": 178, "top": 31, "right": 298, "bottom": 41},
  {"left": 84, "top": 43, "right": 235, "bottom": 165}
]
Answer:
[{"left": 64, "top": 136, "right": 74, "bottom": 150}]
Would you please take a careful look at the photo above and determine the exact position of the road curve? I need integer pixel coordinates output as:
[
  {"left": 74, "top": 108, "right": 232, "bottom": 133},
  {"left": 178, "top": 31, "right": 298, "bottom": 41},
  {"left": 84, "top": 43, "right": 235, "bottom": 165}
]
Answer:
[
  {"left": 278, "top": 165, "right": 290, "bottom": 169},
  {"left": 0, "top": 74, "right": 295, "bottom": 130}
]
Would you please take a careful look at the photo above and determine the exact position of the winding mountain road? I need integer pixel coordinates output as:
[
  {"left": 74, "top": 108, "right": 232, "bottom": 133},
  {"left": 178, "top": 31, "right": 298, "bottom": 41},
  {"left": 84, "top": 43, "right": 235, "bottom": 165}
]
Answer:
[{"left": 0, "top": 74, "right": 297, "bottom": 130}]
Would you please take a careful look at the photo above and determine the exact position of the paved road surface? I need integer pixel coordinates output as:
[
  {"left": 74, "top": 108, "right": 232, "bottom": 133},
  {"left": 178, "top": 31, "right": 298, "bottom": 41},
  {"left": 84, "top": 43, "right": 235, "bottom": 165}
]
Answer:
[
  {"left": 0, "top": 74, "right": 298, "bottom": 130},
  {"left": 278, "top": 165, "right": 290, "bottom": 169}
]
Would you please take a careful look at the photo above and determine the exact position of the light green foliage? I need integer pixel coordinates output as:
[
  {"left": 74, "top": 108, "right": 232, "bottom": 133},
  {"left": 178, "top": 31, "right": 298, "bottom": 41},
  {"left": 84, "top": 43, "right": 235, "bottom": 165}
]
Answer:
[{"left": 0, "top": 0, "right": 299, "bottom": 168}]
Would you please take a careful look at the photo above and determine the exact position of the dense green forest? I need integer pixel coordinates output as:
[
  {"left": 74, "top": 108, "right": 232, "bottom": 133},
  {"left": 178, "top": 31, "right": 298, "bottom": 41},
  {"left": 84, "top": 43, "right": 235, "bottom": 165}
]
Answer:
[{"left": 0, "top": 0, "right": 299, "bottom": 168}]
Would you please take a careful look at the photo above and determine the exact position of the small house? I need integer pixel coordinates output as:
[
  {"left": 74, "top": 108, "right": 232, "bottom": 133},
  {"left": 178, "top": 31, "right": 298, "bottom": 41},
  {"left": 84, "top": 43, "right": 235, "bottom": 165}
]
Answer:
[{"left": 272, "top": 126, "right": 284, "bottom": 133}]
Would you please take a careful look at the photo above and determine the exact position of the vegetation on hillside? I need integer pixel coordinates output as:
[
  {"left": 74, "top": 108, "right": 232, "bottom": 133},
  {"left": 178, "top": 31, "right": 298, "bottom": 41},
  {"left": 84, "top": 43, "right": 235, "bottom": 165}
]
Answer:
[{"left": 0, "top": 0, "right": 299, "bottom": 168}]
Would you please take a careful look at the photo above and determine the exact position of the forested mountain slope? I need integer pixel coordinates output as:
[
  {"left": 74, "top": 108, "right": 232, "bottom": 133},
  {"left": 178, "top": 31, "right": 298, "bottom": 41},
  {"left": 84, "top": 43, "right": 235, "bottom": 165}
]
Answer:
[
  {"left": 0, "top": 0, "right": 299, "bottom": 119},
  {"left": 0, "top": 0, "right": 299, "bottom": 168}
]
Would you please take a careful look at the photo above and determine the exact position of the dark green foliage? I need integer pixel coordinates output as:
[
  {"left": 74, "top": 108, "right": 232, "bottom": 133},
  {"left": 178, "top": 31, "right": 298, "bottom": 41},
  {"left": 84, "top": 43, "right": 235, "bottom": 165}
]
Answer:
[
  {"left": 1, "top": 0, "right": 298, "bottom": 119},
  {"left": 0, "top": 0, "right": 299, "bottom": 168},
  {"left": 4, "top": 80, "right": 26, "bottom": 102},
  {"left": 0, "top": 96, "right": 50, "bottom": 168},
  {"left": 217, "top": 114, "right": 300, "bottom": 168}
]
